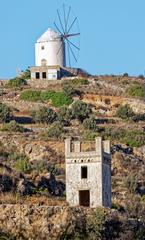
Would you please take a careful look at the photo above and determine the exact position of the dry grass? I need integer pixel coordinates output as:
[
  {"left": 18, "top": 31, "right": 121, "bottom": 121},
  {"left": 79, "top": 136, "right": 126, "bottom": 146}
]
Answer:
[{"left": 0, "top": 193, "right": 66, "bottom": 206}]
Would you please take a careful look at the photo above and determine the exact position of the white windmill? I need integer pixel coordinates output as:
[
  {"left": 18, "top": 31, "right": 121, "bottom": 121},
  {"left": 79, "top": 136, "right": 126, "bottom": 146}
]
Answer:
[{"left": 35, "top": 4, "right": 80, "bottom": 68}]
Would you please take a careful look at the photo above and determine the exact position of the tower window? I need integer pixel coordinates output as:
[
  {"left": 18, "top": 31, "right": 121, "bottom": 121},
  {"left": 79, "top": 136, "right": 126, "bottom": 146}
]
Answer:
[
  {"left": 42, "top": 72, "right": 47, "bottom": 79},
  {"left": 36, "top": 72, "right": 40, "bottom": 79},
  {"left": 41, "top": 46, "right": 44, "bottom": 50},
  {"left": 81, "top": 166, "right": 88, "bottom": 179}
]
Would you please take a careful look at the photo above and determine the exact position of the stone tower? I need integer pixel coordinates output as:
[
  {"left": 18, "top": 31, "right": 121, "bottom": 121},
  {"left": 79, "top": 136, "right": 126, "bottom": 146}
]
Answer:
[{"left": 65, "top": 137, "right": 111, "bottom": 208}]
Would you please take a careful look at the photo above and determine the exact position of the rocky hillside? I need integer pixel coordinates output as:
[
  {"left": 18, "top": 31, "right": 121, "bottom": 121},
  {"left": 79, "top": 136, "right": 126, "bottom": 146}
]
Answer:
[{"left": 0, "top": 73, "right": 145, "bottom": 239}]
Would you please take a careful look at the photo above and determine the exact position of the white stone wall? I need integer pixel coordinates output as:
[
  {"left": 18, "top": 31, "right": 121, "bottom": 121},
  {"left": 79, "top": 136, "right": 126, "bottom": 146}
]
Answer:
[
  {"left": 35, "top": 40, "right": 65, "bottom": 67},
  {"left": 66, "top": 159, "right": 103, "bottom": 207}
]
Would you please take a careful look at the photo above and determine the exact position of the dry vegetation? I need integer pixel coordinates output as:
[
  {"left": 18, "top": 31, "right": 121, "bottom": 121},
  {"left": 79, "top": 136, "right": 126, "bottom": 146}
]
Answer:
[{"left": 0, "top": 74, "right": 145, "bottom": 239}]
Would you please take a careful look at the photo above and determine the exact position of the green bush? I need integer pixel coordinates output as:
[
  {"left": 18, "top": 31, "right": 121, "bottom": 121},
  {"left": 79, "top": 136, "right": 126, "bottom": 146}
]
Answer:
[
  {"left": 9, "top": 152, "right": 31, "bottom": 173},
  {"left": 32, "top": 107, "right": 57, "bottom": 124},
  {"left": 122, "top": 131, "right": 145, "bottom": 147},
  {"left": 123, "top": 73, "right": 129, "bottom": 77},
  {"left": 83, "top": 117, "right": 97, "bottom": 131},
  {"left": 82, "top": 130, "right": 99, "bottom": 141},
  {"left": 0, "top": 102, "right": 12, "bottom": 123},
  {"left": 71, "top": 100, "right": 92, "bottom": 122},
  {"left": 20, "top": 90, "right": 73, "bottom": 107},
  {"left": 15, "top": 158, "right": 31, "bottom": 173},
  {"left": 51, "top": 92, "right": 73, "bottom": 107},
  {"left": 6, "top": 77, "right": 27, "bottom": 89},
  {"left": 103, "top": 127, "right": 145, "bottom": 147},
  {"left": 116, "top": 104, "right": 135, "bottom": 119},
  {"left": 86, "top": 208, "right": 108, "bottom": 239},
  {"left": 20, "top": 90, "right": 41, "bottom": 101},
  {"left": 21, "top": 69, "right": 31, "bottom": 79},
  {"left": 132, "top": 113, "right": 145, "bottom": 122},
  {"left": 71, "top": 78, "right": 89, "bottom": 86},
  {"left": 124, "top": 174, "right": 138, "bottom": 194},
  {"left": 0, "top": 121, "right": 25, "bottom": 132},
  {"left": 127, "top": 84, "right": 144, "bottom": 98},
  {"left": 57, "top": 106, "right": 72, "bottom": 126},
  {"left": 141, "top": 195, "right": 145, "bottom": 202},
  {"left": 41, "top": 90, "right": 73, "bottom": 107},
  {"left": 63, "top": 85, "right": 76, "bottom": 97},
  {"left": 47, "top": 122, "right": 65, "bottom": 139}
]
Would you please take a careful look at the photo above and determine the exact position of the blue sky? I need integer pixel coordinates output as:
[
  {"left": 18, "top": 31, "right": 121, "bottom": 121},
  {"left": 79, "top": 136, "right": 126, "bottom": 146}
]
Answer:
[{"left": 1, "top": 0, "right": 145, "bottom": 78}]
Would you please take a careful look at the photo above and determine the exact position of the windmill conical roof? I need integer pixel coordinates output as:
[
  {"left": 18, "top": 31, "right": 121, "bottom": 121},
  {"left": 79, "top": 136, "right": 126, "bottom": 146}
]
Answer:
[{"left": 37, "top": 28, "right": 60, "bottom": 42}]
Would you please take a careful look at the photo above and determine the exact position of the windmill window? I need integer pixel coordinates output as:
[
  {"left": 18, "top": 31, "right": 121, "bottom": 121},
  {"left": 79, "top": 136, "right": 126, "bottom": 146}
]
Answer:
[
  {"left": 81, "top": 166, "right": 88, "bottom": 179},
  {"left": 36, "top": 72, "right": 40, "bottom": 79},
  {"left": 42, "top": 72, "right": 47, "bottom": 79}
]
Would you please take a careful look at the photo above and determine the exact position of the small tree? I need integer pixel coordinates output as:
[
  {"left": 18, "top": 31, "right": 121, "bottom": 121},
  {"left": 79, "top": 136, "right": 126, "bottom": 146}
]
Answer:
[
  {"left": 0, "top": 102, "right": 12, "bottom": 123},
  {"left": 6, "top": 77, "right": 27, "bottom": 89},
  {"left": 47, "top": 122, "right": 64, "bottom": 139},
  {"left": 32, "top": 107, "right": 57, "bottom": 124},
  {"left": 83, "top": 117, "right": 97, "bottom": 131},
  {"left": 1, "top": 120, "right": 25, "bottom": 132},
  {"left": 71, "top": 100, "right": 92, "bottom": 122},
  {"left": 116, "top": 104, "right": 134, "bottom": 120},
  {"left": 63, "top": 85, "right": 76, "bottom": 97},
  {"left": 127, "top": 84, "right": 144, "bottom": 98},
  {"left": 57, "top": 106, "right": 72, "bottom": 126}
]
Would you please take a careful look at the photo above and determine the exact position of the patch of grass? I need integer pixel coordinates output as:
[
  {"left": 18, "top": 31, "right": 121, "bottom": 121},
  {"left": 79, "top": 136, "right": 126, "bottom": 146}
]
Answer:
[
  {"left": 20, "top": 90, "right": 41, "bottom": 101},
  {"left": 127, "top": 84, "right": 144, "bottom": 98},
  {"left": 0, "top": 121, "right": 25, "bottom": 132},
  {"left": 20, "top": 90, "right": 73, "bottom": 107},
  {"left": 41, "top": 90, "right": 55, "bottom": 101},
  {"left": 51, "top": 92, "right": 73, "bottom": 107}
]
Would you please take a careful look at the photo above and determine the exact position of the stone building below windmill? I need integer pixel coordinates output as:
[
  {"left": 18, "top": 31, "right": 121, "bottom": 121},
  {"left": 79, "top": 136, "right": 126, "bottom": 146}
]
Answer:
[{"left": 65, "top": 137, "right": 111, "bottom": 208}]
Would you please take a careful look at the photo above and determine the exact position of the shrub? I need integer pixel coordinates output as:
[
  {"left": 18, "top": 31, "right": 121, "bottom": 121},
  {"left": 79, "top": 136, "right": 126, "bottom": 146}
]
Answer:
[
  {"left": 21, "top": 68, "right": 31, "bottom": 79},
  {"left": 83, "top": 117, "right": 97, "bottom": 131},
  {"left": 71, "top": 78, "right": 89, "bottom": 86},
  {"left": 82, "top": 130, "right": 99, "bottom": 141},
  {"left": 123, "top": 73, "right": 129, "bottom": 77},
  {"left": 51, "top": 92, "right": 73, "bottom": 107},
  {"left": 57, "top": 106, "right": 72, "bottom": 126},
  {"left": 138, "top": 74, "right": 144, "bottom": 79},
  {"left": 10, "top": 152, "right": 31, "bottom": 173},
  {"left": 141, "top": 195, "right": 145, "bottom": 202},
  {"left": 124, "top": 174, "right": 138, "bottom": 194},
  {"left": 0, "top": 102, "right": 12, "bottom": 123},
  {"left": 116, "top": 104, "right": 134, "bottom": 120},
  {"left": 0, "top": 121, "right": 25, "bottom": 132},
  {"left": 15, "top": 158, "right": 31, "bottom": 173},
  {"left": 32, "top": 107, "right": 57, "bottom": 124},
  {"left": 132, "top": 113, "right": 145, "bottom": 122},
  {"left": 20, "top": 90, "right": 41, "bottom": 101},
  {"left": 103, "top": 127, "right": 145, "bottom": 147},
  {"left": 71, "top": 100, "right": 92, "bottom": 122},
  {"left": 122, "top": 131, "right": 145, "bottom": 147},
  {"left": 6, "top": 77, "right": 27, "bottom": 89},
  {"left": 127, "top": 84, "right": 144, "bottom": 98},
  {"left": 86, "top": 208, "right": 108, "bottom": 239},
  {"left": 47, "top": 122, "right": 64, "bottom": 139},
  {"left": 63, "top": 85, "right": 76, "bottom": 97}
]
